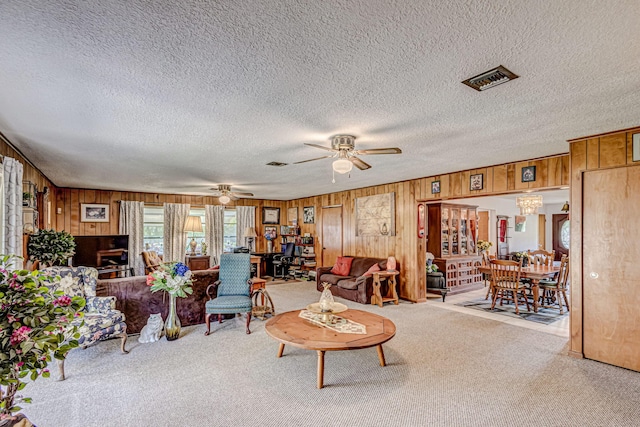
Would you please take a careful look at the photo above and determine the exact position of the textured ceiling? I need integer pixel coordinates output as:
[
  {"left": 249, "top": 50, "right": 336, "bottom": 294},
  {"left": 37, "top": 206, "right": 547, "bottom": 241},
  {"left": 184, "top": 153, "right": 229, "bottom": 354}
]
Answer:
[{"left": 1, "top": 1, "right": 639, "bottom": 201}]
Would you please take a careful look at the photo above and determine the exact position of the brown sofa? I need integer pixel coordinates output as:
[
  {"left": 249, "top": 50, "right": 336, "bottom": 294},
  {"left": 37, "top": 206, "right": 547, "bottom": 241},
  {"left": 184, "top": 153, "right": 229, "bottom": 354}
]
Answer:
[
  {"left": 96, "top": 270, "right": 219, "bottom": 334},
  {"left": 316, "top": 257, "right": 399, "bottom": 304}
]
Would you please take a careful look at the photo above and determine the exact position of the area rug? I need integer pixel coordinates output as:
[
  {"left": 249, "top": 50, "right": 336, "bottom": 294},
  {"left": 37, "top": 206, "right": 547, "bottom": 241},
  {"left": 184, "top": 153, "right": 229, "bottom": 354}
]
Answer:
[{"left": 455, "top": 298, "right": 568, "bottom": 324}]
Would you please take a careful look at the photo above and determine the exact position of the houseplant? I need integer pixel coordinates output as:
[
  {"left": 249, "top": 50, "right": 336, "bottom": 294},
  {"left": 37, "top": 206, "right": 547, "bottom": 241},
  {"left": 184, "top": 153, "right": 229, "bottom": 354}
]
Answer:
[
  {"left": 146, "top": 262, "right": 193, "bottom": 340},
  {"left": 27, "top": 229, "right": 76, "bottom": 267},
  {"left": 0, "top": 255, "right": 85, "bottom": 421}
]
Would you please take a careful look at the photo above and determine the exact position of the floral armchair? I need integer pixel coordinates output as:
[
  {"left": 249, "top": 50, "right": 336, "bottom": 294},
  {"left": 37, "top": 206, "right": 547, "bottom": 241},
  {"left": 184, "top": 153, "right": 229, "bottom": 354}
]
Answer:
[{"left": 43, "top": 266, "right": 128, "bottom": 380}]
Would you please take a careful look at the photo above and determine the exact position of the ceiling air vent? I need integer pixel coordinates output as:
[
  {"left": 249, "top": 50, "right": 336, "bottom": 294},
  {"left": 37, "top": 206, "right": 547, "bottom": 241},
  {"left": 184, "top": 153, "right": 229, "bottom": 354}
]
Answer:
[
  {"left": 462, "top": 65, "right": 519, "bottom": 91},
  {"left": 266, "top": 161, "right": 288, "bottom": 167}
]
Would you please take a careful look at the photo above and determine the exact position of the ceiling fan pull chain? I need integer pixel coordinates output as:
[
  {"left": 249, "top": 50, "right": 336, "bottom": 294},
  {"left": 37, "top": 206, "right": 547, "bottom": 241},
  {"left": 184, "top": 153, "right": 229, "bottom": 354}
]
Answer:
[{"left": 332, "top": 169, "right": 336, "bottom": 184}]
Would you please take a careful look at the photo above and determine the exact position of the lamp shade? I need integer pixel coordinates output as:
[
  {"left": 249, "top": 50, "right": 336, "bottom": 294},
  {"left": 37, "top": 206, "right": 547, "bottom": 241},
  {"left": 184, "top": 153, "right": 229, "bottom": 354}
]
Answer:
[
  {"left": 219, "top": 195, "right": 231, "bottom": 205},
  {"left": 332, "top": 158, "right": 353, "bottom": 174},
  {"left": 184, "top": 215, "right": 203, "bottom": 233},
  {"left": 244, "top": 227, "right": 257, "bottom": 238}
]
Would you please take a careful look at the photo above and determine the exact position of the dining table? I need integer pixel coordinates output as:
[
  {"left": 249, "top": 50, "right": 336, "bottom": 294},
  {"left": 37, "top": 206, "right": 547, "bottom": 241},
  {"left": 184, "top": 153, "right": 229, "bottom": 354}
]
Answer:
[{"left": 478, "top": 264, "right": 560, "bottom": 312}]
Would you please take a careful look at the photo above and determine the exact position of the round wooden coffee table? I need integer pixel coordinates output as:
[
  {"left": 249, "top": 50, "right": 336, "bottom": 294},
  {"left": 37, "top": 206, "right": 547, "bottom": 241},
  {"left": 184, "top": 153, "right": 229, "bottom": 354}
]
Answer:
[{"left": 265, "top": 309, "right": 396, "bottom": 388}]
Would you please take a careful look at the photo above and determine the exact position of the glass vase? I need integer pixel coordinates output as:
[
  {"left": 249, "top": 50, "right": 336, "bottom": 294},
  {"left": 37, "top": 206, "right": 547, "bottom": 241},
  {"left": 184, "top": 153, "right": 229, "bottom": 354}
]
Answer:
[{"left": 165, "top": 294, "right": 181, "bottom": 341}]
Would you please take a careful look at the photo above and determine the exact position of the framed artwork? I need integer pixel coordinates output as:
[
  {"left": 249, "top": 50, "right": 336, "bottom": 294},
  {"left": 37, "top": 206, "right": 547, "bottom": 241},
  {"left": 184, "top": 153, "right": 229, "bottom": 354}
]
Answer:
[
  {"left": 287, "top": 206, "right": 298, "bottom": 223},
  {"left": 355, "top": 192, "right": 395, "bottom": 236},
  {"left": 521, "top": 166, "right": 536, "bottom": 182},
  {"left": 515, "top": 215, "right": 526, "bottom": 232},
  {"left": 262, "top": 207, "right": 280, "bottom": 224},
  {"left": 264, "top": 226, "right": 277, "bottom": 239},
  {"left": 431, "top": 180, "right": 441, "bottom": 194},
  {"left": 303, "top": 206, "right": 315, "bottom": 224},
  {"left": 81, "top": 203, "right": 109, "bottom": 222},
  {"left": 470, "top": 174, "right": 483, "bottom": 191}
]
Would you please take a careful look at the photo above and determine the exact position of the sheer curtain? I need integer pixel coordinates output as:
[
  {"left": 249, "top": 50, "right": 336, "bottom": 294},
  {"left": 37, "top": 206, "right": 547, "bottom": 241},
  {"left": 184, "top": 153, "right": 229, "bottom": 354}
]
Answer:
[
  {"left": 163, "top": 203, "right": 190, "bottom": 263},
  {"left": 2, "top": 157, "right": 23, "bottom": 263},
  {"left": 205, "top": 205, "right": 224, "bottom": 266},
  {"left": 236, "top": 206, "right": 255, "bottom": 249},
  {"left": 119, "top": 201, "right": 145, "bottom": 276}
]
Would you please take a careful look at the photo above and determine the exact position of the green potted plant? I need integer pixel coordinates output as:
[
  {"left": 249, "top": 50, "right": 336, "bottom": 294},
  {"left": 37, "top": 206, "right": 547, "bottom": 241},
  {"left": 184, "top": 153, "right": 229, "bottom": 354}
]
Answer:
[
  {"left": 0, "top": 255, "right": 85, "bottom": 422},
  {"left": 27, "top": 229, "right": 76, "bottom": 268},
  {"left": 22, "top": 193, "right": 33, "bottom": 207}
]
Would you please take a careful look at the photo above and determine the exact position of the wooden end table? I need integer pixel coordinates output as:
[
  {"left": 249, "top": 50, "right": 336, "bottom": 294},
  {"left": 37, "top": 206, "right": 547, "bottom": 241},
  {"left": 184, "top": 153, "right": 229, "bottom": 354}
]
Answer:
[
  {"left": 250, "top": 278, "right": 274, "bottom": 320},
  {"left": 265, "top": 309, "right": 396, "bottom": 389},
  {"left": 371, "top": 270, "right": 399, "bottom": 307}
]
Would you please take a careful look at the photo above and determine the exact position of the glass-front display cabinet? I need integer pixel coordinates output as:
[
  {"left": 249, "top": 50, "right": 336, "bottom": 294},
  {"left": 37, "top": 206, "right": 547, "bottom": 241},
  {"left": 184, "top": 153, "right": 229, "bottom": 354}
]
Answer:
[{"left": 427, "top": 202, "right": 482, "bottom": 293}]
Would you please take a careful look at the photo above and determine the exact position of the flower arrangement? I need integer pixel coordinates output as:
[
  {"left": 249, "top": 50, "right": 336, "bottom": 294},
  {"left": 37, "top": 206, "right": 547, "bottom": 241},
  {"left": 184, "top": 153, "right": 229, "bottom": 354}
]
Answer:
[
  {"left": 264, "top": 229, "right": 276, "bottom": 241},
  {"left": 477, "top": 240, "right": 492, "bottom": 252},
  {"left": 146, "top": 262, "right": 193, "bottom": 298},
  {"left": 426, "top": 259, "right": 439, "bottom": 274},
  {"left": 0, "top": 255, "right": 85, "bottom": 419}
]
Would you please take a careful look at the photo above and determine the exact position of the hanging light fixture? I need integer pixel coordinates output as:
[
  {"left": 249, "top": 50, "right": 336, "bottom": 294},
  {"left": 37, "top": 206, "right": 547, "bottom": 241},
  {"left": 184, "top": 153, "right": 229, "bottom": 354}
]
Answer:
[
  {"left": 561, "top": 201, "right": 570, "bottom": 212},
  {"left": 516, "top": 195, "right": 543, "bottom": 215},
  {"left": 332, "top": 157, "right": 353, "bottom": 174}
]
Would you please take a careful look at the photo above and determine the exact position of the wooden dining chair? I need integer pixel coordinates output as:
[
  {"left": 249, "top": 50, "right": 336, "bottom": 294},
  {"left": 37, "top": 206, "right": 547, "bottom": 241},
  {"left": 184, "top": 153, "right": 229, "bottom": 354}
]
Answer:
[
  {"left": 489, "top": 259, "right": 530, "bottom": 315},
  {"left": 527, "top": 249, "right": 555, "bottom": 266},
  {"left": 538, "top": 255, "right": 570, "bottom": 314}
]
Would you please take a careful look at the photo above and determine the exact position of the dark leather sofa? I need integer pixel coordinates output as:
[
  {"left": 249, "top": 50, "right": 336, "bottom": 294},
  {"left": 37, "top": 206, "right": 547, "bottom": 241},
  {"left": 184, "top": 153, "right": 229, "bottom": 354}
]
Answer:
[
  {"left": 96, "top": 270, "right": 219, "bottom": 334},
  {"left": 316, "top": 257, "right": 399, "bottom": 304}
]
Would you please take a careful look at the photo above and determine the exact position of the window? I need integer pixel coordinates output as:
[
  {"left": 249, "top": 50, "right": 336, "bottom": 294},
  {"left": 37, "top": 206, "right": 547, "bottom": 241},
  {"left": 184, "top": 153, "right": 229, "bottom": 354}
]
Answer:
[
  {"left": 223, "top": 209, "right": 237, "bottom": 252},
  {"left": 185, "top": 208, "right": 206, "bottom": 254},
  {"left": 143, "top": 206, "right": 164, "bottom": 254}
]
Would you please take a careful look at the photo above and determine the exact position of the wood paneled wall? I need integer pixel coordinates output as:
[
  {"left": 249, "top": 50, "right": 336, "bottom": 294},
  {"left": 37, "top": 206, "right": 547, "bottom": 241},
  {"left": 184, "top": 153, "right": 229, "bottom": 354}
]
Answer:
[
  {"left": 567, "top": 125, "right": 640, "bottom": 358},
  {"left": 0, "top": 135, "right": 54, "bottom": 197},
  {"left": 289, "top": 154, "right": 569, "bottom": 303}
]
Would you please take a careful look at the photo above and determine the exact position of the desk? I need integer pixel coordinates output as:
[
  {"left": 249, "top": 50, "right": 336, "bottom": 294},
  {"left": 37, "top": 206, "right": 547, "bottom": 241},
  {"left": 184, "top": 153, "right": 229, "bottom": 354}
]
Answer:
[
  {"left": 371, "top": 270, "right": 399, "bottom": 307},
  {"left": 478, "top": 265, "right": 559, "bottom": 313},
  {"left": 251, "top": 255, "right": 261, "bottom": 278}
]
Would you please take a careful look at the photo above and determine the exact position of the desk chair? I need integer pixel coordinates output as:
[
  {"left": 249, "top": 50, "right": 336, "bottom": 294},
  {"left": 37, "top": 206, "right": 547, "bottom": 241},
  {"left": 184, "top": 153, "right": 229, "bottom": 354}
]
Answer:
[{"left": 272, "top": 242, "right": 295, "bottom": 280}]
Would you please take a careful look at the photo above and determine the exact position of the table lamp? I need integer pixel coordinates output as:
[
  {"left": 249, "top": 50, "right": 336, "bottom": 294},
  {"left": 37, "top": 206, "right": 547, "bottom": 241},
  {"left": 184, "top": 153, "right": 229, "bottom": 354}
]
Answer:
[
  {"left": 184, "top": 216, "right": 203, "bottom": 255},
  {"left": 244, "top": 227, "right": 258, "bottom": 251}
]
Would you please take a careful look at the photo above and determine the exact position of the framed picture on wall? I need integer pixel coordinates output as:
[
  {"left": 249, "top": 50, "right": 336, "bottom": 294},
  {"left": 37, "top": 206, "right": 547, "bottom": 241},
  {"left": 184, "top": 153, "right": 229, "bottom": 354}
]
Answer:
[
  {"left": 303, "top": 206, "right": 315, "bottom": 224},
  {"left": 431, "top": 180, "right": 441, "bottom": 194},
  {"left": 287, "top": 206, "right": 298, "bottom": 223},
  {"left": 81, "top": 204, "right": 109, "bottom": 222},
  {"left": 470, "top": 174, "right": 483, "bottom": 191},
  {"left": 521, "top": 166, "right": 536, "bottom": 182},
  {"left": 262, "top": 207, "right": 280, "bottom": 224}
]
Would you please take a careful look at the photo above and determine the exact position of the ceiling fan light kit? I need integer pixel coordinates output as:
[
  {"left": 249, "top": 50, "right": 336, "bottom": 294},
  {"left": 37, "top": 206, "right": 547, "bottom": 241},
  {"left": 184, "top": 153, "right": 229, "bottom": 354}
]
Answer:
[
  {"left": 218, "top": 195, "right": 231, "bottom": 205},
  {"left": 210, "top": 184, "right": 254, "bottom": 204},
  {"left": 295, "top": 134, "right": 402, "bottom": 183}
]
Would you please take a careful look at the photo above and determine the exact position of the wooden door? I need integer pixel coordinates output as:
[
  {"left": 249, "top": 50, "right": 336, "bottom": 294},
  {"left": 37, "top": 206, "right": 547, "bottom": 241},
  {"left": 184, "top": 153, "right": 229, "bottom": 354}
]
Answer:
[
  {"left": 583, "top": 165, "right": 640, "bottom": 371},
  {"left": 552, "top": 214, "right": 569, "bottom": 261},
  {"left": 478, "top": 211, "right": 489, "bottom": 242},
  {"left": 321, "top": 206, "right": 343, "bottom": 267},
  {"left": 537, "top": 214, "right": 546, "bottom": 250}
]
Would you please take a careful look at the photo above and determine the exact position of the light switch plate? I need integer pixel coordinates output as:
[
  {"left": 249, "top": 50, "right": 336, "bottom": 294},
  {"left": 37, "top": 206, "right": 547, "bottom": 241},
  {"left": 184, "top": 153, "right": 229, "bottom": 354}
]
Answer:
[{"left": 633, "top": 133, "right": 640, "bottom": 162}]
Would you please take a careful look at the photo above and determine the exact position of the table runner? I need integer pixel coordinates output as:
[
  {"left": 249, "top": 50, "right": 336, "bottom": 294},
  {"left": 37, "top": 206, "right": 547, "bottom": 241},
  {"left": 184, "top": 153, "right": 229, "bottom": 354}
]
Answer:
[{"left": 299, "top": 310, "right": 367, "bottom": 334}]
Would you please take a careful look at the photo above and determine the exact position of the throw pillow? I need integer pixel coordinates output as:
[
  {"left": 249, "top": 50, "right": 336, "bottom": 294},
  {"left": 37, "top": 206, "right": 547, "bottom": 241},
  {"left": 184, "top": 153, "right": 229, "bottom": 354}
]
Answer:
[
  {"left": 330, "top": 256, "right": 354, "bottom": 276},
  {"left": 363, "top": 263, "right": 381, "bottom": 276},
  {"left": 208, "top": 265, "right": 220, "bottom": 270}
]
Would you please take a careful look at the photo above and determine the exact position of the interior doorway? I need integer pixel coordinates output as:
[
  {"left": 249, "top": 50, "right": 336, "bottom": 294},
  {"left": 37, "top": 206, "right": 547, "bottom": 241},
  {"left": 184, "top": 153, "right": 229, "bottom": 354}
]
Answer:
[
  {"left": 552, "top": 214, "right": 569, "bottom": 261},
  {"left": 321, "top": 205, "right": 343, "bottom": 267}
]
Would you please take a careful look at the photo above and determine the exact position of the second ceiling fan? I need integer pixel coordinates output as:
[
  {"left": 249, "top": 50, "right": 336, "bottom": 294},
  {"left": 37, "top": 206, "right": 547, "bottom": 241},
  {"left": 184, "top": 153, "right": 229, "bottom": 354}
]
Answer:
[{"left": 294, "top": 135, "right": 402, "bottom": 174}]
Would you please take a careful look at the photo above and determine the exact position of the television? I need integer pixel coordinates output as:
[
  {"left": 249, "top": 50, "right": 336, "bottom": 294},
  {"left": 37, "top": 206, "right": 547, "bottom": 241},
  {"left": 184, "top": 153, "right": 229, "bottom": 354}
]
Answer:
[{"left": 72, "top": 235, "right": 130, "bottom": 268}]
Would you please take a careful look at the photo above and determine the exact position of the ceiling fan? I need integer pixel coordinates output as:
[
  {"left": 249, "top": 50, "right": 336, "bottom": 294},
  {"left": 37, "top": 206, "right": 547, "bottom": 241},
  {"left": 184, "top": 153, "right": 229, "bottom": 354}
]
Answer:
[
  {"left": 209, "top": 184, "right": 254, "bottom": 204},
  {"left": 293, "top": 135, "right": 402, "bottom": 175}
]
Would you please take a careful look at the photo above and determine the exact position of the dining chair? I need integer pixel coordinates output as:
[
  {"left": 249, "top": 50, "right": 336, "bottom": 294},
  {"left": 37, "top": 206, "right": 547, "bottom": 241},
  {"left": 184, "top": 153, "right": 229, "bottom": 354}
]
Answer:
[
  {"left": 527, "top": 249, "right": 555, "bottom": 266},
  {"left": 489, "top": 259, "right": 530, "bottom": 315},
  {"left": 538, "top": 254, "right": 570, "bottom": 314}
]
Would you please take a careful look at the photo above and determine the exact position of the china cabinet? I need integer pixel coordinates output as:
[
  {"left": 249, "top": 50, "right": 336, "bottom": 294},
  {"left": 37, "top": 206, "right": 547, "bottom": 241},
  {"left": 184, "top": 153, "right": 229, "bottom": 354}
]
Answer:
[{"left": 427, "top": 202, "right": 482, "bottom": 293}]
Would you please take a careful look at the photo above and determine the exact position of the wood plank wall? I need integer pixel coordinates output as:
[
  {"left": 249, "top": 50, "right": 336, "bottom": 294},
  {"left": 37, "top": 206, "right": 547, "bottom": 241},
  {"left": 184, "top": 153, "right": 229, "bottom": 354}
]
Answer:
[
  {"left": 567, "top": 125, "right": 640, "bottom": 358},
  {"left": 289, "top": 154, "right": 569, "bottom": 303}
]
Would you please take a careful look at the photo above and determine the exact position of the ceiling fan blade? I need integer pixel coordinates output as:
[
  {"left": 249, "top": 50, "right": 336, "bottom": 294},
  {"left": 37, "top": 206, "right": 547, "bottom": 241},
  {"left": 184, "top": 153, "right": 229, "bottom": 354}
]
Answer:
[
  {"left": 350, "top": 156, "right": 372, "bottom": 170},
  {"left": 209, "top": 190, "right": 223, "bottom": 196},
  {"left": 229, "top": 194, "right": 239, "bottom": 201},
  {"left": 232, "top": 191, "right": 254, "bottom": 197},
  {"left": 355, "top": 147, "right": 402, "bottom": 155},
  {"left": 293, "top": 154, "right": 335, "bottom": 164},
  {"left": 304, "top": 143, "right": 337, "bottom": 152}
]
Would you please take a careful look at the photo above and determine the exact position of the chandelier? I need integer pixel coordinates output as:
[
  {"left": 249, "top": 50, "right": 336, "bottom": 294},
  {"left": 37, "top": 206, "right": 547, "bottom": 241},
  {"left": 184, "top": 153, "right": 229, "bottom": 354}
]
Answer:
[{"left": 516, "top": 195, "right": 543, "bottom": 215}]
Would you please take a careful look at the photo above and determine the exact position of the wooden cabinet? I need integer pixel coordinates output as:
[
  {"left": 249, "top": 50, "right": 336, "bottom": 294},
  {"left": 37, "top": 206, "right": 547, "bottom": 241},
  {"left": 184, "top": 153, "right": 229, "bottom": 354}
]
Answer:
[
  {"left": 427, "top": 203, "right": 482, "bottom": 293},
  {"left": 186, "top": 255, "right": 210, "bottom": 271}
]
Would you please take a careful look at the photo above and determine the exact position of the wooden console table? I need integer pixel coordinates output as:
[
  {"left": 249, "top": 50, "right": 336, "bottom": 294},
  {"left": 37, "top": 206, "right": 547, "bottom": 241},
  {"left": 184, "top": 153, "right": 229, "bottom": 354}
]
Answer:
[
  {"left": 186, "top": 255, "right": 210, "bottom": 271},
  {"left": 371, "top": 270, "right": 399, "bottom": 307}
]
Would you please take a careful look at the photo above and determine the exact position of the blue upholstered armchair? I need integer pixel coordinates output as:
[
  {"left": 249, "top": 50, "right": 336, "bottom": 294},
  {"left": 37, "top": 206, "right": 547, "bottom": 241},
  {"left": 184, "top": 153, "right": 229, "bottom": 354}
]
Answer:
[
  {"left": 44, "top": 266, "right": 128, "bottom": 380},
  {"left": 204, "top": 253, "right": 253, "bottom": 335}
]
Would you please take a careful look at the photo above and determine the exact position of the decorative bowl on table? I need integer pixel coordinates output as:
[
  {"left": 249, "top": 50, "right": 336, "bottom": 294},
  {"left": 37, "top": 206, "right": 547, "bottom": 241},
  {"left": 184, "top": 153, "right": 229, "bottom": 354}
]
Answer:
[{"left": 306, "top": 302, "right": 348, "bottom": 323}]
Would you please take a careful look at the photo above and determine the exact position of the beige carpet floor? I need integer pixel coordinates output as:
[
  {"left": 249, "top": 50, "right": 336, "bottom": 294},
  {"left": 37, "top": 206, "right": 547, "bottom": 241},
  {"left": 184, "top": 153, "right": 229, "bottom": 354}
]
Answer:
[{"left": 22, "top": 280, "right": 640, "bottom": 427}]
